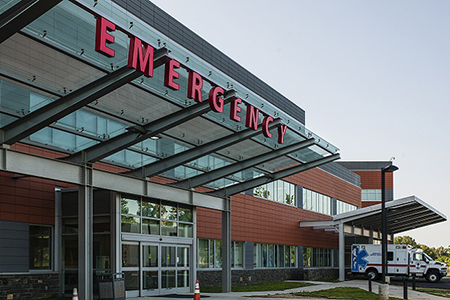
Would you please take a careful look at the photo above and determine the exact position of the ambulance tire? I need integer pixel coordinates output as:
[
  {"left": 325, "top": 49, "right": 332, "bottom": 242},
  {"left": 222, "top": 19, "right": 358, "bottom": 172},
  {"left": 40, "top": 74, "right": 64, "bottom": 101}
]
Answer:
[
  {"left": 365, "top": 268, "right": 379, "bottom": 281},
  {"left": 425, "top": 270, "right": 441, "bottom": 283}
]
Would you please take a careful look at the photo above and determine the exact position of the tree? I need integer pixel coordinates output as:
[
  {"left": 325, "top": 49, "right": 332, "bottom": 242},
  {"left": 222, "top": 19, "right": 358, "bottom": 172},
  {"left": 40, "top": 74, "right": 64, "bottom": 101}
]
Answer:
[{"left": 394, "top": 235, "right": 417, "bottom": 247}]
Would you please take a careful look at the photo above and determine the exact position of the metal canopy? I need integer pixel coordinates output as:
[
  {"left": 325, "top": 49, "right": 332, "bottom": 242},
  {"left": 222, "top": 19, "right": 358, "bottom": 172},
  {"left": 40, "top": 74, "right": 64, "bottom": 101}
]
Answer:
[
  {"left": 0, "top": 0, "right": 341, "bottom": 193},
  {"left": 300, "top": 196, "right": 447, "bottom": 234}
]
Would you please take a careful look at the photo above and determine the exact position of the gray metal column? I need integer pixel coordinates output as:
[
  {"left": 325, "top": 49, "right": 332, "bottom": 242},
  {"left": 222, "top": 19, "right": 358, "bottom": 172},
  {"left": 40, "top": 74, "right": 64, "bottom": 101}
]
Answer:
[
  {"left": 78, "top": 167, "right": 94, "bottom": 300},
  {"left": 222, "top": 197, "right": 231, "bottom": 293},
  {"left": 191, "top": 191, "right": 197, "bottom": 293},
  {"left": 339, "top": 221, "right": 345, "bottom": 281}
]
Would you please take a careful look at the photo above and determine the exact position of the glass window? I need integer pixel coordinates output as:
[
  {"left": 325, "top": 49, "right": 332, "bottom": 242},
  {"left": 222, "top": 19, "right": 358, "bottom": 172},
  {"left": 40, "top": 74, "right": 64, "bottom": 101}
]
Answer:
[
  {"left": 30, "top": 226, "right": 52, "bottom": 270},
  {"left": 178, "top": 223, "right": 193, "bottom": 238},
  {"left": 161, "top": 221, "right": 177, "bottom": 236},
  {"left": 122, "top": 244, "right": 139, "bottom": 267},
  {"left": 198, "top": 239, "right": 209, "bottom": 268},
  {"left": 290, "top": 246, "right": 296, "bottom": 267},
  {"left": 161, "top": 203, "right": 177, "bottom": 220},
  {"left": 177, "top": 247, "right": 189, "bottom": 268},
  {"left": 214, "top": 240, "right": 222, "bottom": 268},
  {"left": 233, "top": 242, "right": 243, "bottom": 268},
  {"left": 209, "top": 240, "right": 214, "bottom": 268},
  {"left": 161, "top": 246, "right": 176, "bottom": 267},
  {"left": 142, "top": 198, "right": 160, "bottom": 218},
  {"left": 121, "top": 196, "right": 140, "bottom": 216},
  {"left": 121, "top": 216, "right": 140, "bottom": 233},
  {"left": 261, "top": 244, "right": 268, "bottom": 267},
  {"left": 268, "top": 244, "right": 275, "bottom": 267},
  {"left": 142, "top": 219, "right": 159, "bottom": 235},
  {"left": 143, "top": 245, "right": 158, "bottom": 268},
  {"left": 178, "top": 206, "right": 193, "bottom": 222}
]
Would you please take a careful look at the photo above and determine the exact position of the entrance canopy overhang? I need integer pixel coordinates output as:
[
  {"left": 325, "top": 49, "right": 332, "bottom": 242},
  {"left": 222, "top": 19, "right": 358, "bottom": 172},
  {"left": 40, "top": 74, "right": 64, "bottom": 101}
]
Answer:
[
  {"left": 300, "top": 195, "right": 447, "bottom": 234},
  {"left": 300, "top": 196, "right": 447, "bottom": 282}
]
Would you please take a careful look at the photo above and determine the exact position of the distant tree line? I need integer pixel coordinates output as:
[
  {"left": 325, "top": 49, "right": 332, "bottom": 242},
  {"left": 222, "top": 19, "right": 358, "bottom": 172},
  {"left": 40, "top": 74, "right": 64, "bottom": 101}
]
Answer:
[{"left": 394, "top": 235, "right": 450, "bottom": 266}]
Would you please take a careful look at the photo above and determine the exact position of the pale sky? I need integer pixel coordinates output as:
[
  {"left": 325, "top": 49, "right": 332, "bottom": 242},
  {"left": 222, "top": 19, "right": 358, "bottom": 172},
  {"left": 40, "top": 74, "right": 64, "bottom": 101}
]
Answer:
[{"left": 150, "top": 0, "right": 450, "bottom": 247}]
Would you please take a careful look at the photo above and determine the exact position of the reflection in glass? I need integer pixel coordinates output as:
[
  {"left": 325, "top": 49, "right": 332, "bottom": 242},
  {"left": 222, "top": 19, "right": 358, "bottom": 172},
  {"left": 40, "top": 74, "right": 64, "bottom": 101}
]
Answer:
[
  {"left": 268, "top": 244, "right": 275, "bottom": 268},
  {"left": 62, "top": 235, "right": 78, "bottom": 268},
  {"left": 161, "top": 203, "right": 177, "bottom": 220},
  {"left": 177, "top": 270, "right": 189, "bottom": 288},
  {"left": 143, "top": 245, "right": 158, "bottom": 268},
  {"left": 178, "top": 206, "right": 193, "bottom": 222},
  {"left": 214, "top": 240, "right": 222, "bottom": 268},
  {"left": 121, "top": 216, "right": 140, "bottom": 233},
  {"left": 143, "top": 271, "right": 158, "bottom": 290},
  {"left": 30, "top": 226, "right": 51, "bottom": 270},
  {"left": 161, "top": 246, "right": 176, "bottom": 267},
  {"left": 124, "top": 271, "right": 139, "bottom": 291},
  {"left": 177, "top": 247, "right": 189, "bottom": 268},
  {"left": 122, "top": 244, "right": 139, "bottom": 267},
  {"left": 178, "top": 223, "right": 193, "bottom": 237},
  {"left": 161, "top": 270, "right": 175, "bottom": 289},
  {"left": 234, "top": 242, "right": 243, "bottom": 268},
  {"left": 161, "top": 221, "right": 177, "bottom": 236},
  {"left": 198, "top": 239, "right": 208, "bottom": 268},
  {"left": 142, "top": 198, "right": 160, "bottom": 218},
  {"left": 93, "top": 235, "right": 110, "bottom": 270},
  {"left": 121, "top": 196, "right": 140, "bottom": 215},
  {"left": 142, "top": 219, "right": 159, "bottom": 235}
]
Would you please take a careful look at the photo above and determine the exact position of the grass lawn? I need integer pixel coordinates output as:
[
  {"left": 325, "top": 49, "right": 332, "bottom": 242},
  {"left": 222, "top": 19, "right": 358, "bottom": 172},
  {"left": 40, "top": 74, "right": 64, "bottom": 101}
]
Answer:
[
  {"left": 417, "top": 287, "right": 450, "bottom": 298},
  {"left": 201, "top": 281, "right": 316, "bottom": 293},
  {"left": 290, "top": 287, "right": 401, "bottom": 300}
]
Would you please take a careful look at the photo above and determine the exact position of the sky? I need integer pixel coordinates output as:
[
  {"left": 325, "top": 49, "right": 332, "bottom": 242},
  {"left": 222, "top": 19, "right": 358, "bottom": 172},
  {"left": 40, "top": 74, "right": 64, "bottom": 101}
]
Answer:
[{"left": 150, "top": 0, "right": 450, "bottom": 247}]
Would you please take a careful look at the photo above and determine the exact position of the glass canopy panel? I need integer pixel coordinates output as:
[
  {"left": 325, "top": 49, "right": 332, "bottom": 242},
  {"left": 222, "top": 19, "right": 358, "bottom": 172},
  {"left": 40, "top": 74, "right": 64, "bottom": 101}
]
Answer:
[
  {"left": 0, "top": 112, "right": 16, "bottom": 127},
  {"left": 103, "top": 149, "right": 157, "bottom": 169},
  {"left": 164, "top": 116, "right": 233, "bottom": 147},
  {"left": 0, "top": 1, "right": 20, "bottom": 14},
  {"left": 26, "top": 1, "right": 129, "bottom": 71},
  {"left": 217, "top": 139, "right": 272, "bottom": 162},
  {"left": 92, "top": 82, "right": 182, "bottom": 126},
  {"left": 29, "top": 127, "right": 97, "bottom": 153},
  {"left": 0, "top": 33, "right": 105, "bottom": 96},
  {"left": 255, "top": 156, "right": 299, "bottom": 173}
]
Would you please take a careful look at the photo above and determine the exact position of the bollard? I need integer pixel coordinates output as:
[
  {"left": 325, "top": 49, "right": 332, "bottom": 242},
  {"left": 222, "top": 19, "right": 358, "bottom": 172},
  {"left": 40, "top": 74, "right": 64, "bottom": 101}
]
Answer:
[
  {"left": 412, "top": 274, "right": 416, "bottom": 290},
  {"left": 403, "top": 276, "right": 408, "bottom": 300},
  {"left": 368, "top": 277, "right": 372, "bottom": 293}
]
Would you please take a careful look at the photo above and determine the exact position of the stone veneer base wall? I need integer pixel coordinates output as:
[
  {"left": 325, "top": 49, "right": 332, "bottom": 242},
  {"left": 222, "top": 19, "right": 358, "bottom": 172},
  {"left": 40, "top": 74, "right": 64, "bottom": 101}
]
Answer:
[{"left": 0, "top": 273, "right": 59, "bottom": 299}]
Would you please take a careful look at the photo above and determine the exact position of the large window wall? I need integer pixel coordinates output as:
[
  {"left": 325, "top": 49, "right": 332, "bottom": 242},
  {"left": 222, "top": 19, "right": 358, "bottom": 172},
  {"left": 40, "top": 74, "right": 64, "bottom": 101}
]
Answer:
[
  {"left": 253, "top": 243, "right": 297, "bottom": 268},
  {"left": 303, "top": 247, "right": 338, "bottom": 268},
  {"left": 253, "top": 180, "right": 296, "bottom": 206},
  {"left": 361, "top": 189, "right": 382, "bottom": 201},
  {"left": 121, "top": 195, "right": 193, "bottom": 238},
  {"left": 303, "top": 188, "right": 358, "bottom": 216},
  {"left": 197, "top": 239, "right": 243, "bottom": 269}
]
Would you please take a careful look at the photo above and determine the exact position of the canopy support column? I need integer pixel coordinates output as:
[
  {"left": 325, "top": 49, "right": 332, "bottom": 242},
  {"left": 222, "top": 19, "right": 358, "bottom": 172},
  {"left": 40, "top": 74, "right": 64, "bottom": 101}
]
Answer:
[
  {"left": 222, "top": 197, "right": 231, "bottom": 292},
  {"left": 78, "top": 167, "right": 94, "bottom": 300},
  {"left": 339, "top": 221, "right": 345, "bottom": 282}
]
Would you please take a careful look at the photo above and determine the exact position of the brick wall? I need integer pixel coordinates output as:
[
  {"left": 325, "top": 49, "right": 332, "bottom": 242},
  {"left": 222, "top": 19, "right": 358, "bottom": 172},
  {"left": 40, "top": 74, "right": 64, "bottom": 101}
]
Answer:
[{"left": 353, "top": 170, "right": 393, "bottom": 189}]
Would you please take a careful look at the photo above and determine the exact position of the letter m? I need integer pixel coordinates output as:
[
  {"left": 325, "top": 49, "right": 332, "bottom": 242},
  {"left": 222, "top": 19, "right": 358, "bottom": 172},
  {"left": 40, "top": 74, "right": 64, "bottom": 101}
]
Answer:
[{"left": 127, "top": 37, "right": 154, "bottom": 77}]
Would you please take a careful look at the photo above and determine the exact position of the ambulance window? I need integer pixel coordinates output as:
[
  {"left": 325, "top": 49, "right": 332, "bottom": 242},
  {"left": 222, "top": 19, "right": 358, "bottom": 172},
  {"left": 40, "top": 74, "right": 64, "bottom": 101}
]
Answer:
[
  {"left": 387, "top": 252, "right": 394, "bottom": 261},
  {"left": 413, "top": 253, "right": 423, "bottom": 261}
]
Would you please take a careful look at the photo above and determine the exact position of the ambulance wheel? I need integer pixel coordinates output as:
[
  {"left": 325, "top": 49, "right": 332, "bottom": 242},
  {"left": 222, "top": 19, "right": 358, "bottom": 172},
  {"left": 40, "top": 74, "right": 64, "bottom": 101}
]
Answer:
[
  {"left": 365, "top": 268, "right": 379, "bottom": 280},
  {"left": 425, "top": 270, "right": 441, "bottom": 283}
]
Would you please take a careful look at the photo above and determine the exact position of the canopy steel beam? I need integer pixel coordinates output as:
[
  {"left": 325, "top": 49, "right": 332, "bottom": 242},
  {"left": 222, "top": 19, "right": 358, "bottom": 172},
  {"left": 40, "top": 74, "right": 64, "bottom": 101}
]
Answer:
[
  {"left": 0, "top": 0, "right": 62, "bottom": 44},
  {"left": 125, "top": 119, "right": 281, "bottom": 178},
  {"left": 173, "top": 138, "right": 315, "bottom": 189},
  {"left": 0, "top": 48, "right": 168, "bottom": 145},
  {"left": 64, "top": 90, "right": 236, "bottom": 163},
  {"left": 209, "top": 153, "right": 340, "bottom": 198},
  {"left": 0, "top": 147, "right": 226, "bottom": 211}
]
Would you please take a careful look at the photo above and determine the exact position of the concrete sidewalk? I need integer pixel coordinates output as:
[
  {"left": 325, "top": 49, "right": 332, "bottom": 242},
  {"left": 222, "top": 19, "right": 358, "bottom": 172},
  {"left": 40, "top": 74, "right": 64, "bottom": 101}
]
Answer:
[{"left": 131, "top": 279, "right": 448, "bottom": 300}]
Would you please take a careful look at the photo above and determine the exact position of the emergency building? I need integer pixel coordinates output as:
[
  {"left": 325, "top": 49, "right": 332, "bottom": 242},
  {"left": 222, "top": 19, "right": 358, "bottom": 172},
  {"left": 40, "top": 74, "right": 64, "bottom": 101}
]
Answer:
[{"left": 0, "top": 0, "right": 446, "bottom": 299}]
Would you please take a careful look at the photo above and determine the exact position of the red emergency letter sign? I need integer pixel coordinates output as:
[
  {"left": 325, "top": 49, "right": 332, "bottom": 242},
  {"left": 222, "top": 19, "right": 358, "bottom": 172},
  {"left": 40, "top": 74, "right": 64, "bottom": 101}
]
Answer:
[
  {"left": 95, "top": 17, "right": 116, "bottom": 57},
  {"left": 127, "top": 36, "right": 155, "bottom": 77},
  {"left": 245, "top": 104, "right": 259, "bottom": 131},
  {"left": 187, "top": 71, "right": 203, "bottom": 103},
  {"left": 164, "top": 59, "right": 180, "bottom": 90},
  {"left": 230, "top": 98, "right": 242, "bottom": 122},
  {"left": 208, "top": 86, "right": 225, "bottom": 112},
  {"left": 262, "top": 116, "right": 274, "bottom": 138},
  {"left": 277, "top": 124, "right": 288, "bottom": 144}
]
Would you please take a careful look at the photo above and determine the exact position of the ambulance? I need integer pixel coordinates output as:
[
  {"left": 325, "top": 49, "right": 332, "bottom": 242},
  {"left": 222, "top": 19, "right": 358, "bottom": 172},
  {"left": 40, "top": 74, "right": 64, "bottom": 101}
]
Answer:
[{"left": 351, "top": 244, "right": 447, "bottom": 283}]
